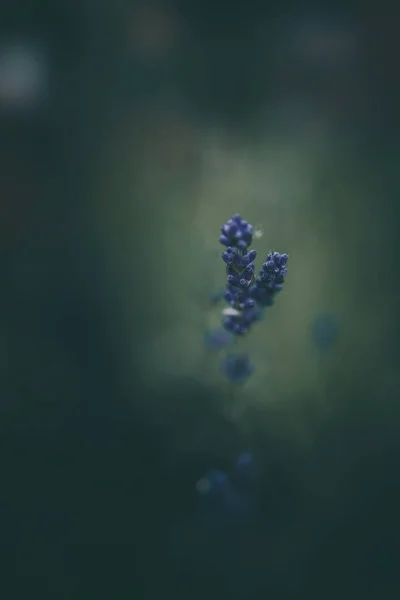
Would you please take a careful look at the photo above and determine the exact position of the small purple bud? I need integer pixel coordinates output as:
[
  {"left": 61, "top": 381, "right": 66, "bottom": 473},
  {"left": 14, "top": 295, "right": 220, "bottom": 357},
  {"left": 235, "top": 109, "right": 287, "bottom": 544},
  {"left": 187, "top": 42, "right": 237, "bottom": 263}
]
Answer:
[
  {"left": 223, "top": 317, "right": 234, "bottom": 331},
  {"left": 226, "top": 223, "right": 238, "bottom": 235},
  {"left": 224, "top": 290, "right": 233, "bottom": 302},
  {"left": 249, "top": 285, "right": 257, "bottom": 296},
  {"left": 272, "top": 252, "right": 281, "bottom": 263},
  {"left": 231, "top": 252, "right": 241, "bottom": 265},
  {"left": 265, "top": 260, "right": 275, "bottom": 271},
  {"left": 219, "top": 235, "right": 229, "bottom": 246},
  {"left": 244, "top": 298, "right": 255, "bottom": 308},
  {"left": 227, "top": 274, "right": 239, "bottom": 285}
]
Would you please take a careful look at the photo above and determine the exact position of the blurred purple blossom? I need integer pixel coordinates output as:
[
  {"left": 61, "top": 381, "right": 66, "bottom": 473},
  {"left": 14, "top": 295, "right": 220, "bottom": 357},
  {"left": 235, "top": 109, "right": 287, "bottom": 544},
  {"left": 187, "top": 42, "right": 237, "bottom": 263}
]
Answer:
[
  {"left": 204, "top": 328, "right": 235, "bottom": 351},
  {"left": 220, "top": 353, "right": 254, "bottom": 384}
]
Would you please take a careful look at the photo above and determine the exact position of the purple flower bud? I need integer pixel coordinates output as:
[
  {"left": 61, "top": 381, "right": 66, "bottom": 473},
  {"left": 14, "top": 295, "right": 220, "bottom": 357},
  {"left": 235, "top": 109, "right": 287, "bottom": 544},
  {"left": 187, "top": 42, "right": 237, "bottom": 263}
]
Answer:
[
  {"left": 244, "top": 298, "right": 255, "bottom": 308},
  {"left": 219, "top": 235, "right": 229, "bottom": 246},
  {"left": 265, "top": 260, "right": 275, "bottom": 271},
  {"left": 227, "top": 274, "right": 239, "bottom": 286},
  {"left": 223, "top": 317, "right": 234, "bottom": 331},
  {"left": 224, "top": 290, "right": 234, "bottom": 303},
  {"left": 243, "top": 267, "right": 253, "bottom": 280},
  {"left": 226, "top": 222, "right": 238, "bottom": 235}
]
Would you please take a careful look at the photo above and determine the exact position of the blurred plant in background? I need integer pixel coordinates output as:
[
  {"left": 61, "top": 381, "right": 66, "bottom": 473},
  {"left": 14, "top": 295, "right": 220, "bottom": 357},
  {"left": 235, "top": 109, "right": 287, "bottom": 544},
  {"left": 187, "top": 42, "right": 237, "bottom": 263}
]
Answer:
[
  {"left": 0, "top": 40, "right": 48, "bottom": 115},
  {"left": 204, "top": 327, "right": 234, "bottom": 352},
  {"left": 310, "top": 312, "right": 340, "bottom": 353},
  {"left": 195, "top": 451, "right": 256, "bottom": 527}
]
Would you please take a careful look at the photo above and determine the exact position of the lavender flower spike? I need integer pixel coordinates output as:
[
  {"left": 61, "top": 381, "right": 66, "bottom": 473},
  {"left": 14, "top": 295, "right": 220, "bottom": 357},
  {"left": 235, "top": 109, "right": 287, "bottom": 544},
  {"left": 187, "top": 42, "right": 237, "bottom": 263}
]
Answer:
[
  {"left": 217, "top": 214, "right": 289, "bottom": 382},
  {"left": 250, "top": 251, "right": 289, "bottom": 307}
]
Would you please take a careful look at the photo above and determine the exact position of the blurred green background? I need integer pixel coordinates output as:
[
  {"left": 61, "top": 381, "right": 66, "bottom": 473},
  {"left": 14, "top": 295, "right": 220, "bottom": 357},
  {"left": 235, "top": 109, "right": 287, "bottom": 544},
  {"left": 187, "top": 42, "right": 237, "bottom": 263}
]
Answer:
[{"left": 1, "top": 1, "right": 399, "bottom": 598}]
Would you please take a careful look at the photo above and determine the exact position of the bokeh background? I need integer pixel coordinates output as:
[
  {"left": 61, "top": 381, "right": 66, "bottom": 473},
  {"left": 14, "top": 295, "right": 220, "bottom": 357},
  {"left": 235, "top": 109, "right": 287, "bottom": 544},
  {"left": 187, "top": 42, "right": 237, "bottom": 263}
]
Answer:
[{"left": 1, "top": 1, "right": 400, "bottom": 598}]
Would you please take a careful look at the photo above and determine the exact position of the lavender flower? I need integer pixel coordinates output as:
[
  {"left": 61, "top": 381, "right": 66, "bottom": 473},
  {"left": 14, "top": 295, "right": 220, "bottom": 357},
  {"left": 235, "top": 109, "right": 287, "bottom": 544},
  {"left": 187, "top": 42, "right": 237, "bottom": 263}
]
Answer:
[
  {"left": 250, "top": 251, "right": 289, "bottom": 307},
  {"left": 217, "top": 215, "right": 289, "bottom": 381}
]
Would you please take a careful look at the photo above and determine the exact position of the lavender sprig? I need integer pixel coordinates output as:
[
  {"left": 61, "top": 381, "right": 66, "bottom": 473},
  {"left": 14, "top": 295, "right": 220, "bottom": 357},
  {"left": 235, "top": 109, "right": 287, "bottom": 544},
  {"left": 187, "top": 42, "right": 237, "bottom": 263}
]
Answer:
[
  {"left": 218, "top": 214, "right": 289, "bottom": 383},
  {"left": 250, "top": 251, "right": 289, "bottom": 308}
]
